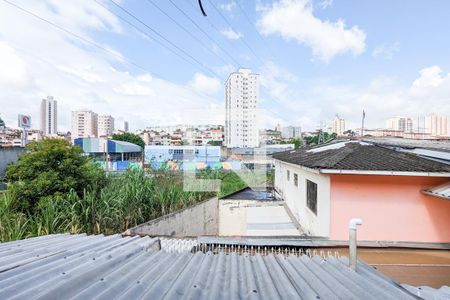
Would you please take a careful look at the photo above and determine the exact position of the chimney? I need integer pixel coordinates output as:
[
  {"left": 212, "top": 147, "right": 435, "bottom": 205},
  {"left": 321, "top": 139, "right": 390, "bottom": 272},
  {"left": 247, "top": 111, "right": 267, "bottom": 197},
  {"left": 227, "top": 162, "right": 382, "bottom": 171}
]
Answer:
[{"left": 349, "top": 218, "right": 363, "bottom": 271}]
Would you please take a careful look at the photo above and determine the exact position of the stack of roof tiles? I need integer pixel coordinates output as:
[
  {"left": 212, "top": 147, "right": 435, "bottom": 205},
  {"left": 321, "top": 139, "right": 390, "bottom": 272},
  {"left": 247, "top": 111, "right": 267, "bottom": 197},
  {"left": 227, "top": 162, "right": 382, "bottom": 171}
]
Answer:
[{"left": 1, "top": 234, "right": 445, "bottom": 299}]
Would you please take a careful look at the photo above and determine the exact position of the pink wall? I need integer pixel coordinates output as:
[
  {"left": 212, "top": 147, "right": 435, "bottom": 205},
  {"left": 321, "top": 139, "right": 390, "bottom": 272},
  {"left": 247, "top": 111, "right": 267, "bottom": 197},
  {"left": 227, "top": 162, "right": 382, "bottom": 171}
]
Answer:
[{"left": 329, "top": 175, "right": 450, "bottom": 243}]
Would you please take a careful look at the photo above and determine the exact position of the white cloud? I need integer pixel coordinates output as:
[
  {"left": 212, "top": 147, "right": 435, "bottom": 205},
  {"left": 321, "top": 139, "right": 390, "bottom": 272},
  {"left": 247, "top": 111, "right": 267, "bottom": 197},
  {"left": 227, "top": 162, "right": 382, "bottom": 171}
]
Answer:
[
  {"left": 372, "top": 42, "right": 400, "bottom": 60},
  {"left": 257, "top": 0, "right": 366, "bottom": 62},
  {"left": 220, "top": 1, "right": 236, "bottom": 12},
  {"left": 220, "top": 27, "right": 243, "bottom": 40},
  {"left": 189, "top": 73, "right": 222, "bottom": 95},
  {"left": 0, "top": 0, "right": 222, "bottom": 131},
  {"left": 0, "top": 42, "right": 32, "bottom": 89},
  {"left": 258, "top": 62, "right": 450, "bottom": 131},
  {"left": 412, "top": 65, "right": 445, "bottom": 88}
]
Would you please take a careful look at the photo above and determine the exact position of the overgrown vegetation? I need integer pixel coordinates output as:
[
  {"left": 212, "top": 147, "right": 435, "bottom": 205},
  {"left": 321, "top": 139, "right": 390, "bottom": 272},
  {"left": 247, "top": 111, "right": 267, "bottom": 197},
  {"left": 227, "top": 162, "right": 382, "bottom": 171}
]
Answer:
[{"left": 0, "top": 139, "right": 247, "bottom": 242}]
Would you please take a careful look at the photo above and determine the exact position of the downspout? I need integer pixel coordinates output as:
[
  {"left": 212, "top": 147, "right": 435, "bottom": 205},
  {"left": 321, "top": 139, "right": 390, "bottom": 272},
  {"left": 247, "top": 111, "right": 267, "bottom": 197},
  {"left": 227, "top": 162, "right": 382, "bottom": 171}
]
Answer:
[{"left": 349, "top": 218, "right": 363, "bottom": 271}]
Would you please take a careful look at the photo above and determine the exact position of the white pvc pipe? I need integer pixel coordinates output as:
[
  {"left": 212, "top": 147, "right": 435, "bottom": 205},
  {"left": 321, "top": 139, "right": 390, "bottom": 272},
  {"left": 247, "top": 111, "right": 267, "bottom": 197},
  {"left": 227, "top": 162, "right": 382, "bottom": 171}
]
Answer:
[{"left": 349, "top": 218, "right": 363, "bottom": 271}]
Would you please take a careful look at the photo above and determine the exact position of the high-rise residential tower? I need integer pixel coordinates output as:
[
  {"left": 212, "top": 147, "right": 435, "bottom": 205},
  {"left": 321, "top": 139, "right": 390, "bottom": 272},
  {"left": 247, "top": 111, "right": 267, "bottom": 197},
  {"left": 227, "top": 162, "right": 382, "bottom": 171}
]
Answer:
[
  {"left": 385, "top": 116, "right": 413, "bottom": 133},
  {"left": 98, "top": 115, "right": 115, "bottom": 137},
  {"left": 225, "top": 68, "right": 260, "bottom": 148},
  {"left": 425, "top": 113, "right": 449, "bottom": 136},
  {"left": 71, "top": 110, "right": 98, "bottom": 139},
  {"left": 40, "top": 96, "right": 57, "bottom": 136},
  {"left": 331, "top": 115, "right": 346, "bottom": 135}
]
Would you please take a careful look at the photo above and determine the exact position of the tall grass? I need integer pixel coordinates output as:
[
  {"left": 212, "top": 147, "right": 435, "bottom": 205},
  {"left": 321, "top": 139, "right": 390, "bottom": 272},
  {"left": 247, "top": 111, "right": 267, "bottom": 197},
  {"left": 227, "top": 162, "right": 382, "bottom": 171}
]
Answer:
[{"left": 0, "top": 169, "right": 246, "bottom": 242}]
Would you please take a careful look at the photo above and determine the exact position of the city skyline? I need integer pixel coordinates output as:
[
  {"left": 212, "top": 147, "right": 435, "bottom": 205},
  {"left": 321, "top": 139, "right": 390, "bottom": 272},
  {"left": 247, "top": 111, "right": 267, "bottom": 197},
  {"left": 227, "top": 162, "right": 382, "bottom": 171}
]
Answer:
[{"left": 1, "top": 1, "right": 450, "bottom": 132}]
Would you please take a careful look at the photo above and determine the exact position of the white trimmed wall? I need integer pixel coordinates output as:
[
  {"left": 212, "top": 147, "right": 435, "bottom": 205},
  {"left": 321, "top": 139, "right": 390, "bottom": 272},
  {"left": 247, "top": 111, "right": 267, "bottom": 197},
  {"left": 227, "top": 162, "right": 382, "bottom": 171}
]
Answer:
[{"left": 274, "top": 160, "right": 331, "bottom": 237}]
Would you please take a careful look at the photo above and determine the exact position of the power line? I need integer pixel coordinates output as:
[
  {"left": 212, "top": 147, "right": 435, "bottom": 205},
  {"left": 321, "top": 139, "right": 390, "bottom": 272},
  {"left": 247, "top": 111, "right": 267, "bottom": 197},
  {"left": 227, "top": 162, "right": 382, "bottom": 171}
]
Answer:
[
  {"left": 166, "top": 0, "right": 241, "bottom": 67},
  {"left": 145, "top": 0, "right": 231, "bottom": 68},
  {"left": 3, "top": 0, "right": 293, "bottom": 126},
  {"left": 93, "top": 0, "right": 205, "bottom": 74},
  {"left": 1, "top": 0, "right": 224, "bottom": 106},
  {"left": 234, "top": 0, "right": 280, "bottom": 62},
  {"left": 206, "top": 0, "right": 265, "bottom": 66},
  {"left": 108, "top": 0, "right": 219, "bottom": 79}
]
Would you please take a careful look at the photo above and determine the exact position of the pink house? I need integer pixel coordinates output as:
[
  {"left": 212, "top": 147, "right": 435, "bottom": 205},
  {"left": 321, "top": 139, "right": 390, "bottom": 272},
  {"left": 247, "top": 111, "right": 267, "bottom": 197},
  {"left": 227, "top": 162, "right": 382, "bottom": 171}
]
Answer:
[{"left": 273, "top": 141, "right": 450, "bottom": 243}]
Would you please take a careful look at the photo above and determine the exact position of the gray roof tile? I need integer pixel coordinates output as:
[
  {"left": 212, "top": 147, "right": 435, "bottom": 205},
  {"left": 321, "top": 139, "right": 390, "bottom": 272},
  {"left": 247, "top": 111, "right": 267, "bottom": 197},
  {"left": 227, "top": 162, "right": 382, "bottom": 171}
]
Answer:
[{"left": 272, "top": 141, "right": 450, "bottom": 172}]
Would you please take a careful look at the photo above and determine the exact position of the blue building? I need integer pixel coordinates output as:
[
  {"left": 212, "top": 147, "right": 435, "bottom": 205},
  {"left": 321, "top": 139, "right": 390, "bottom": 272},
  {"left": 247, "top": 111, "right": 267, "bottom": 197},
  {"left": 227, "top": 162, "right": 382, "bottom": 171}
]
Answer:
[
  {"left": 144, "top": 145, "right": 223, "bottom": 170},
  {"left": 74, "top": 138, "right": 142, "bottom": 171}
]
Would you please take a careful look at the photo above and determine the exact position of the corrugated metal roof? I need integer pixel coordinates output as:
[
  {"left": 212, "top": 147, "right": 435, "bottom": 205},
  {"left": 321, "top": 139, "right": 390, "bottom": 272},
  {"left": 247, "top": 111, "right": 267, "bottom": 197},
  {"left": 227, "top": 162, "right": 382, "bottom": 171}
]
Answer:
[
  {"left": 422, "top": 182, "right": 450, "bottom": 200},
  {"left": 402, "top": 284, "right": 450, "bottom": 299},
  {"left": 0, "top": 234, "right": 438, "bottom": 299}
]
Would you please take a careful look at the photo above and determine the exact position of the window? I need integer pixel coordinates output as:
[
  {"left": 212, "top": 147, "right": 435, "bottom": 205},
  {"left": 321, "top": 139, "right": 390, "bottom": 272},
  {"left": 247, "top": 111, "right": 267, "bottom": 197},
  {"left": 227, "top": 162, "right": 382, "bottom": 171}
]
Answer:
[
  {"left": 294, "top": 174, "right": 298, "bottom": 187},
  {"left": 287, "top": 170, "right": 290, "bottom": 181},
  {"left": 306, "top": 180, "right": 317, "bottom": 215}
]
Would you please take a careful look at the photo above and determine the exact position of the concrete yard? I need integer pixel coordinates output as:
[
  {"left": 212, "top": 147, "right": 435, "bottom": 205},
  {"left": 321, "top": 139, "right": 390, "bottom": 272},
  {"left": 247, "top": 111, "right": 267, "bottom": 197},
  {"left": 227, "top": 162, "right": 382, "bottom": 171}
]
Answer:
[{"left": 219, "top": 188, "right": 303, "bottom": 236}]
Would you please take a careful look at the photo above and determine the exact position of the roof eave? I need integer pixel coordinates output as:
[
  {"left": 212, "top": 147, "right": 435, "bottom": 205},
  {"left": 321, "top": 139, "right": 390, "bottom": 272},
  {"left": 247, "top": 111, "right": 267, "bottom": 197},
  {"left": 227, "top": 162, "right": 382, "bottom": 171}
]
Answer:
[{"left": 319, "top": 169, "right": 450, "bottom": 177}]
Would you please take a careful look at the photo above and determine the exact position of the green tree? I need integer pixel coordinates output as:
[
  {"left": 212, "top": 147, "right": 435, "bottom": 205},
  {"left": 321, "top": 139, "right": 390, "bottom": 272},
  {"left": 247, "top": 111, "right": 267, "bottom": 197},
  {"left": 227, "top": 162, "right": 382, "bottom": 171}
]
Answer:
[
  {"left": 5, "top": 138, "right": 106, "bottom": 211},
  {"left": 112, "top": 132, "right": 145, "bottom": 148},
  {"left": 207, "top": 140, "right": 222, "bottom": 146}
]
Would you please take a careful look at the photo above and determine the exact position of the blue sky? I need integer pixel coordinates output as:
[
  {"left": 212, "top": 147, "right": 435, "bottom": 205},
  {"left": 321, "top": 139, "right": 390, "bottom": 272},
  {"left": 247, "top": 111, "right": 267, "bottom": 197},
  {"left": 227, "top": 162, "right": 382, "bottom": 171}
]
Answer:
[{"left": 0, "top": 0, "right": 449, "bottom": 131}]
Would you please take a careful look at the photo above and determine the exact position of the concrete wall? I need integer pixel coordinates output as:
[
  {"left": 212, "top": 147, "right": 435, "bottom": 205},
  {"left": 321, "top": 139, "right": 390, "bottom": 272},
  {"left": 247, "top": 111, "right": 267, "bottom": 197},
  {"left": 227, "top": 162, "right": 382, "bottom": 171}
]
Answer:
[
  {"left": 274, "top": 160, "right": 330, "bottom": 237},
  {"left": 0, "top": 147, "right": 24, "bottom": 178},
  {"left": 125, "top": 197, "right": 219, "bottom": 237},
  {"left": 330, "top": 175, "right": 450, "bottom": 243}
]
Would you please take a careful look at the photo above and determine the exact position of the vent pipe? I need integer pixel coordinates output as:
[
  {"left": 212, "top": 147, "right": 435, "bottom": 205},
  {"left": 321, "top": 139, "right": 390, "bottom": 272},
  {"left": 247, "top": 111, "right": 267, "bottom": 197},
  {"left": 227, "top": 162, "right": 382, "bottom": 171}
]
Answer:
[{"left": 349, "top": 218, "right": 363, "bottom": 271}]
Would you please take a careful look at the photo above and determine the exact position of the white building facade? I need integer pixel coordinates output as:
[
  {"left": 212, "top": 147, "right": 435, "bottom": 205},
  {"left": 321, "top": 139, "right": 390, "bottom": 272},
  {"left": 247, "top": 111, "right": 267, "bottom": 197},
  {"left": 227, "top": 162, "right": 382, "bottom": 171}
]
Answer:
[
  {"left": 98, "top": 115, "right": 115, "bottom": 137},
  {"left": 40, "top": 96, "right": 57, "bottom": 136},
  {"left": 281, "top": 126, "right": 301, "bottom": 139},
  {"left": 331, "top": 115, "right": 346, "bottom": 135},
  {"left": 225, "top": 68, "right": 260, "bottom": 148},
  {"left": 71, "top": 110, "right": 98, "bottom": 140},
  {"left": 385, "top": 116, "right": 413, "bottom": 133},
  {"left": 425, "top": 113, "right": 449, "bottom": 137}
]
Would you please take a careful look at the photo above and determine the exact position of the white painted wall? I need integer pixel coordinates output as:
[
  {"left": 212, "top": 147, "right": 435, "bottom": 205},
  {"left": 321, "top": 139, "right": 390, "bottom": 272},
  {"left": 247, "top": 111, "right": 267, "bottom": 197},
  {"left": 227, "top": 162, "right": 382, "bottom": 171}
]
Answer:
[{"left": 274, "top": 160, "right": 331, "bottom": 237}]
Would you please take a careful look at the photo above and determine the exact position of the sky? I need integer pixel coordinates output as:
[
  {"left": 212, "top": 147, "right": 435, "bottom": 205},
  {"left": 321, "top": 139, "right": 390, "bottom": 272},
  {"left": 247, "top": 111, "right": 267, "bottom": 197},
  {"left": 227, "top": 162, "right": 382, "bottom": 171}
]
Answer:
[{"left": 0, "top": 0, "right": 450, "bottom": 132}]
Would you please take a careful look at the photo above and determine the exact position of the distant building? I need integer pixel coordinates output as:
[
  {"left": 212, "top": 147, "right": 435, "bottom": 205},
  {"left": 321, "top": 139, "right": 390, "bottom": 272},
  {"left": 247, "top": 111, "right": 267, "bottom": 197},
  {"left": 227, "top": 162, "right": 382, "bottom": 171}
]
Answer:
[
  {"left": 71, "top": 111, "right": 98, "bottom": 139},
  {"left": 122, "top": 121, "right": 129, "bottom": 132},
  {"left": 331, "top": 115, "right": 346, "bottom": 135},
  {"left": 145, "top": 145, "right": 221, "bottom": 170},
  {"left": 74, "top": 137, "right": 142, "bottom": 171},
  {"left": 281, "top": 126, "right": 301, "bottom": 139},
  {"left": 225, "top": 68, "right": 260, "bottom": 148},
  {"left": 386, "top": 116, "right": 413, "bottom": 133},
  {"left": 259, "top": 129, "right": 282, "bottom": 145},
  {"left": 425, "top": 113, "right": 449, "bottom": 137},
  {"left": 40, "top": 96, "right": 57, "bottom": 136},
  {"left": 273, "top": 140, "right": 450, "bottom": 243},
  {"left": 98, "top": 115, "right": 115, "bottom": 138}
]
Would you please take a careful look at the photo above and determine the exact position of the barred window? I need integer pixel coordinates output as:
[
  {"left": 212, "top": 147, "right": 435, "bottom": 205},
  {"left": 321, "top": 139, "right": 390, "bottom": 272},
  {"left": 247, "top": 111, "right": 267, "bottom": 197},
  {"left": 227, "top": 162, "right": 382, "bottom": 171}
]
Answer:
[{"left": 306, "top": 180, "right": 317, "bottom": 215}]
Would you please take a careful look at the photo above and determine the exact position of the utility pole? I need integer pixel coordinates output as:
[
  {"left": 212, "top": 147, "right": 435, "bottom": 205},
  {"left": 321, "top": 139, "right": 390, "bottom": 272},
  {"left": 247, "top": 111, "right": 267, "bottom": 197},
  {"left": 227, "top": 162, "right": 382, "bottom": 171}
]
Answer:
[{"left": 361, "top": 110, "right": 365, "bottom": 137}]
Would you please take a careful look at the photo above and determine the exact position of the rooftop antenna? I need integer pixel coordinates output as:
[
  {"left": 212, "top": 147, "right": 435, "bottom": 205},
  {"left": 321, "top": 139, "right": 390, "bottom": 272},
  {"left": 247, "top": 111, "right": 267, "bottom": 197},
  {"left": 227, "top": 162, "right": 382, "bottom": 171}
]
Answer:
[{"left": 361, "top": 109, "right": 365, "bottom": 138}]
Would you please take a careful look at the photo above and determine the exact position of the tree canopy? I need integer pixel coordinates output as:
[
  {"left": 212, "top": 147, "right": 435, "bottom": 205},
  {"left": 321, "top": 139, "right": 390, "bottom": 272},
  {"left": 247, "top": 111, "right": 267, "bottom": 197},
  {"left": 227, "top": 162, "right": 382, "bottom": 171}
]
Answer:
[
  {"left": 112, "top": 132, "right": 145, "bottom": 148},
  {"left": 6, "top": 138, "right": 106, "bottom": 211}
]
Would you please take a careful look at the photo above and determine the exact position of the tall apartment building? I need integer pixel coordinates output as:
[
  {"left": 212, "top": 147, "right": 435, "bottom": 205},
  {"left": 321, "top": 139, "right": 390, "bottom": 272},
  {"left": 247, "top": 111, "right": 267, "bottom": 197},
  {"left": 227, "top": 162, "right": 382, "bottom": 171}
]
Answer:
[
  {"left": 385, "top": 116, "right": 413, "bottom": 133},
  {"left": 331, "top": 115, "right": 346, "bottom": 135},
  {"left": 40, "top": 96, "right": 57, "bottom": 136},
  {"left": 281, "top": 126, "right": 301, "bottom": 139},
  {"left": 98, "top": 115, "right": 115, "bottom": 137},
  {"left": 425, "top": 113, "right": 449, "bottom": 137},
  {"left": 71, "top": 111, "right": 98, "bottom": 140},
  {"left": 123, "top": 121, "right": 129, "bottom": 132},
  {"left": 225, "top": 68, "right": 259, "bottom": 148}
]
